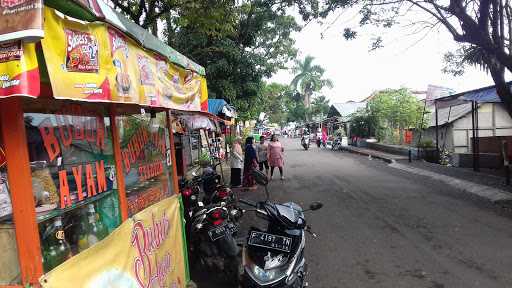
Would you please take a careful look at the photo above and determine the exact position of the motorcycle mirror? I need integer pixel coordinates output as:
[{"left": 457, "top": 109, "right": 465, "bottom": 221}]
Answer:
[{"left": 309, "top": 202, "right": 323, "bottom": 211}]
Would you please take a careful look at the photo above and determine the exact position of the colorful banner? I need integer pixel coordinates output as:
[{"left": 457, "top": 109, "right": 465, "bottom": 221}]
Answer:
[
  {"left": 0, "top": 41, "right": 39, "bottom": 97},
  {"left": 0, "top": 0, "right": 44, "bottom": 42},
  {"left": 40, "top": 195, "right": 188, "bottom": 288},
  {"left": 41, "top": 7, "right": 206, "bottom": 111},
  {"left": 41, "top": 7, "right": 112, "bottom": 101}
]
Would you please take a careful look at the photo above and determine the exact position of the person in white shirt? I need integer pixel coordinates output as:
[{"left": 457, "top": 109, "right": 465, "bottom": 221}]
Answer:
[{"left": 230, "top": 137, "right": 243, "bottom": 187}]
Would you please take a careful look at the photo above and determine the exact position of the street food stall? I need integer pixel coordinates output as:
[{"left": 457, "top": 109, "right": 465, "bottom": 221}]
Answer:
[{"left": 0, "top": 1, "right": 209, "bottom": 287}]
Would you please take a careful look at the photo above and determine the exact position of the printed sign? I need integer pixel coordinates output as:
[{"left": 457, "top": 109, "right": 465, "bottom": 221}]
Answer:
[
  {"left": 108, "top": 27, "right": 135, "bottom": 101},
  {"left": 0, "top": 0, "right": 43, "bottom": 43},
  {"left": 41, "top": 7, "right": 111, "bottom": 101},
  {"left": 39, "top": 195, "right": 188, "bottom": 288},
  {"left": 65, "top": 29, "right": 99, "bottom": 73},
  {"left": 0, "top": 41, "right": 39, "bottom": 97},
  {"left": 0, "top": 41, "right": 22, "bottom": 63},
  {"left": 118, "top": 115, "right": 171, "bottom": 216},
  {"left": 0, "top": 172, "right": 12, "bottom": 218}
]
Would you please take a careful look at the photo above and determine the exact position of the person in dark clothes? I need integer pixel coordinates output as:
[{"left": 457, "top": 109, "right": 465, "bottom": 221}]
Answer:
[{"left": 242, "top": 136, "right": 258, "bottom": 189}]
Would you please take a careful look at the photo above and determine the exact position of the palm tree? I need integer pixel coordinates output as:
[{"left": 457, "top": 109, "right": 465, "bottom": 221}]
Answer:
[
  {"left": 311, "top": 95, "right": 330, "bottom": 120},
  {"left": 290, "top": 56, "right": 333, "bottom": 113}
]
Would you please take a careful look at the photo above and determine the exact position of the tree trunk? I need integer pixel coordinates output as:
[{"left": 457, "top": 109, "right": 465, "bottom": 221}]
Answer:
[{"left": 489, "top": 64, "right": 512, "bottom": 118}]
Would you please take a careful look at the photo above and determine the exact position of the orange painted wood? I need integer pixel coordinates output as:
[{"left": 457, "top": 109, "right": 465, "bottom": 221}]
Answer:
[
  {"left": 0, "top": 98, "right": 43, "bottom": 285},
  {"left": 166, "top": 110, "right": 180, "bottom": 194},
  {"left": 109, "top": 106, "right": 128, "bottom": 221}
]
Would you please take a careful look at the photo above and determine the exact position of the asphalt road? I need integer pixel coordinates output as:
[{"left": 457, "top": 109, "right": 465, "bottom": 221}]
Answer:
[{"left": 192, "top": 138, "right": 512, "bottom": 288}]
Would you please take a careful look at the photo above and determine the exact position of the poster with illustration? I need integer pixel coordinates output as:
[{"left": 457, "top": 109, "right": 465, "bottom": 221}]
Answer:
[
  {"left": 107, "top": 27, "right": 139, "bottom": 103},
  {"left": 41, "top": 7, "right": 112, "bottom": 101},
  {"left": 65, "top": 29, "right": 99, "bottom": 73}
]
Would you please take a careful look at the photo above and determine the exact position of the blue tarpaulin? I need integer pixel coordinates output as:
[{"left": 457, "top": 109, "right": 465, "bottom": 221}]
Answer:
[{"left": 208, "top": 99, "right": 236, "bottom": 118}]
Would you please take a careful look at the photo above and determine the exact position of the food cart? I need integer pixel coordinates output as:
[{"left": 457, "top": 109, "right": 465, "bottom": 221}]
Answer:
[{"left": 0, "top": 1, "right": 209, "bottom": 287}]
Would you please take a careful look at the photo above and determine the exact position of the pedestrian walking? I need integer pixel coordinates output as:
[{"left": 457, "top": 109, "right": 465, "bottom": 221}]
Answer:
[
  {"left": 268, "top": 134, "right": 285, "bottom": 180},
  {"left": 242, "top": 136, "right": 258, "bottom": 189},
  {"left": 256, "top": 135, "right": 269, "bottom": 176},
  {"left": 230, "top": 137, "right": 243, "bottom": 187}
]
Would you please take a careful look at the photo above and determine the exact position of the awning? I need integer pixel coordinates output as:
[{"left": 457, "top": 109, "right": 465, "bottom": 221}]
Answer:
[
  {"left": 208, "top": 99, "right": 237, "bottom": 118},
  {"left": 435, "top": 82, "right": 509, "bottom": 108}
]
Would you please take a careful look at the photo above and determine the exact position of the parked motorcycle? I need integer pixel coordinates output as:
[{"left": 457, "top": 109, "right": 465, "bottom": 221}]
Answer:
[
  {"left": 189, "top": 201, "right": 242, "bottom": 285},
  {"left": 239, "top": 170, "right": 323, "bottom": 288}
]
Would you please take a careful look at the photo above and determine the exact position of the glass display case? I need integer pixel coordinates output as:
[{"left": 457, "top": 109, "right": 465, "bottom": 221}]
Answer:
[
  {"left": 23, "top": 104, "right": 121, "bottom": 273},
  {"left": 116, "top": 112, "right": 173, "bottom": 216}
]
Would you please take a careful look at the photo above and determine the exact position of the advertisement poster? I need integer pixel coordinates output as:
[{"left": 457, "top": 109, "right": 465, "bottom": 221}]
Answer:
[
  {"left": 158, "top": 63, "right": 202, "bottom": 111},
  {"left": 41, "top": 7, "right": 112, "bottom": 101},
  {"left": 136, "top": 51, "right": 158, "bottom": 106},
  {"left": 0, "top": 0, "right": 44, "bottom": 43},
  {"left": 0, "top": 41, "right": 39, "bottom": 97},
  {"left": 39, "top": 195, "right": 188, "bottom": 288},
  {"left": 107, "top": 27, "right": 139, "bottom": 103}
]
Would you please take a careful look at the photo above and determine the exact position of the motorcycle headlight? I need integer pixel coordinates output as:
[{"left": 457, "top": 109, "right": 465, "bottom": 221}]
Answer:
[{"left": 245, "top": 255, "right": 288, "bottom": 284}]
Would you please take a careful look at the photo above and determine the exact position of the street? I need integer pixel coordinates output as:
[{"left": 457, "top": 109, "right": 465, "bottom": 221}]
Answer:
[{"left": 194, "top": 137, "right": 512, "bottom": 288}]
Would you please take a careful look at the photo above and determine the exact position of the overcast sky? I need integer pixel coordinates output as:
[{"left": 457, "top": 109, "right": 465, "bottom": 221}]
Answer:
[{"left": 270, "top": 8, "right": 495, "bottom": 104}]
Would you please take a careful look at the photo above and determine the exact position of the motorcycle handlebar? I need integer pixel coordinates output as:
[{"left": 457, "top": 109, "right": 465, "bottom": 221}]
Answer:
[{"left": 239, "top": 198, "right": 257, "bottom": 208}]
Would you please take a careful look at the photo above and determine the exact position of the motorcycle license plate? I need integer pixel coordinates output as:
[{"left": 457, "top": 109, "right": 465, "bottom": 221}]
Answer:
[
  {"left": 208, "top": 223, "right": 238, "bottom": 241},
  {"left": 248, "top": 231, "right": 292, "bottom": 253}
]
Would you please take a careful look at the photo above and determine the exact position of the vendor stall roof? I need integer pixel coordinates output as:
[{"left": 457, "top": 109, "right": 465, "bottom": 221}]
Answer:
[{"left": 208, "top": 99, "right": 237, "bottom": 118}]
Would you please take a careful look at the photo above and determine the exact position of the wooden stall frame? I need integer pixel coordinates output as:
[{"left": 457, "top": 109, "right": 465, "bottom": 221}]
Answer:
[
  {"left": 109, "top": 105, "right": 129, "bottom": 221},
  {"left": 166, "top": 110, "right": 180, "bottom": 194},
  {"left": 0, "top": 98, "right": 44, "bottom": 286}
]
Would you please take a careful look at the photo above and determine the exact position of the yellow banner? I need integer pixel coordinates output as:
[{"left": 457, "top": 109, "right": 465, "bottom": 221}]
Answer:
[
  {"left": 41, "top": 7, "right": 113, "bottom": 102},
  {"left": 0, "top": 41, "right": 39, "bottom": 97},
  {"left": 40, "top": 7, "right": 206, "bottom": 111},
  {"left": 40, "top": 195, "right": 188, "bottom": 288}
]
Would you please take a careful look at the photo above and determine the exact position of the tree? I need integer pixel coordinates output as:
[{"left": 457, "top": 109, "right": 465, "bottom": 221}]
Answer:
[
  {"left": 109, "top": 0, "right": 179, "bottom": 35},
  {"left": 366, "top": 88, "right": 424, "bottom": 143},
  {"left": 110, "top": 1, "right": 324, "bottom": 120},
  {"left": 323, "top": 0, "right": 512, "bottom": 116},
  {"left": 290, "top": 56, "right": 333, "bottom": 113},
  {"left": 311, "top": 95, "right": 330, "bottom": 120}
]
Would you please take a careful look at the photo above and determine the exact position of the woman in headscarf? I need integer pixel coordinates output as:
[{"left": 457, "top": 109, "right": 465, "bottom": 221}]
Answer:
[
  {"left": 230, "top": 137, "right": 243, "bottom": 187},
  {"left": 242, "top": 136, "right": 258, "bottom": 189}
]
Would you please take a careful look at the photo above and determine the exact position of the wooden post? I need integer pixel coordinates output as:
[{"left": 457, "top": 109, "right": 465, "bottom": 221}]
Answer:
[
  {"left": 471, "top": 101, "right": 478, "bottom": 171},
  {"left": 109, "top": 106, "right": 128, "bottom": 221},
  {"left": 435, "top": 100, "right": 439, "bottom": 161},
  {"left": 0, "top": 98, "right": 43, "bottom": 285},
  {"left": 166, "top": 110, "right": 180, "bottom": 194}
]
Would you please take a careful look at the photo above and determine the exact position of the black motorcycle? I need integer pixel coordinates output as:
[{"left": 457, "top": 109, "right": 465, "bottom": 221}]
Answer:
[
  {"left": 301, "top": 136, "right": 310, "bottom": 151},
  {"left": 189, "top": 201, "right": 242, "bottom": 285},
  {"left": 240, "top": 170, "right": 323, "bottom": 288}
]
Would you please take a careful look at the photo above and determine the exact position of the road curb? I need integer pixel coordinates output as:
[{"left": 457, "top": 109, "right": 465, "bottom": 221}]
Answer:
[
  {"left": 344, "top": 147, "right": 396, "bottom": 163},
  {"left": 388, "top": 162, "right": 512, "bottom": 204}
]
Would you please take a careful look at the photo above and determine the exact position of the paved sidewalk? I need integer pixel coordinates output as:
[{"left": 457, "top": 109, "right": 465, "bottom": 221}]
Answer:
[
  {"left": 341, "top": 145, "right": 512, "bottom": 203},
  {"left": 389, "top": 161, "right": 512, "bottom": 203},
  {"left": 343, "top": 145, "right": 409, "bottom": 162}
]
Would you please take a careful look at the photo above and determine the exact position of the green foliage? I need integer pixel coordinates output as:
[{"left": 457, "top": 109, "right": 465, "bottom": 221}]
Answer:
[
  {"left": 198, "top": 151, "right": 211, "bottom": 167},
  {"left": 359, "top": 88, "right": 424, "bottom": 143},
  {"left": 311, "top": 95, "right": 330, "bottom": 120},
  {"left": 349, "top": 108, "right": 376, "bottom": 138},
  {"left": 417, "top": 139, "right": 434, "bottom": 149},
  {"left": 291, "top": 55, "right": 333, "bottom": 113}
]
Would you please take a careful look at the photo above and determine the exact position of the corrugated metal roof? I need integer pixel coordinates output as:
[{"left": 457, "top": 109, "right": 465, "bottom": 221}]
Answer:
[
  {"left": 331, "top": 102, "right": 366, "bottom": 118},
  {"left": 428, "top": 102, "right": 472, "bottom": 127}
]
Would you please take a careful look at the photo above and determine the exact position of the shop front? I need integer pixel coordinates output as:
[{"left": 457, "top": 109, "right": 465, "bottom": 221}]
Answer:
[{"left": 0, "top": 1, "right": 208, "bottom": 287}]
